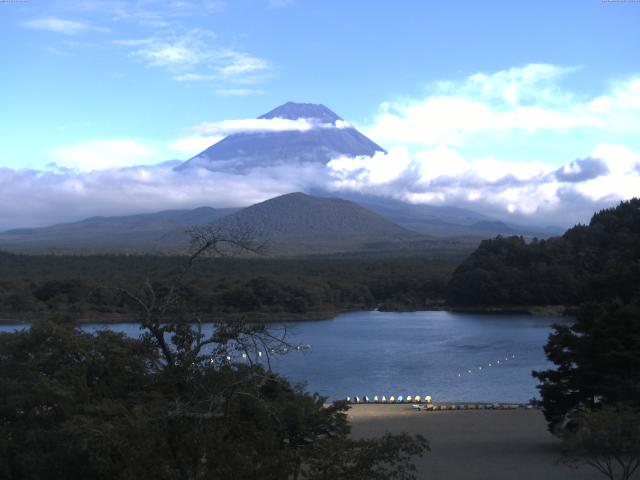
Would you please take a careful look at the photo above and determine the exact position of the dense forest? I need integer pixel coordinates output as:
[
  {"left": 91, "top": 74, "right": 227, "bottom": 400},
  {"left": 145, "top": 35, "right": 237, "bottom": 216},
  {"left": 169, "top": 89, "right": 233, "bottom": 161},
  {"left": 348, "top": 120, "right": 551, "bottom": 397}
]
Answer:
[
  {"left": 447, "top": 198, "right": 640, "bottom": 307},
  {"left": 2, "top": 198, "right": 638, "bottom": 320},
  {"left": 0, "top": 253, "right": 454, "bottom": 322}
]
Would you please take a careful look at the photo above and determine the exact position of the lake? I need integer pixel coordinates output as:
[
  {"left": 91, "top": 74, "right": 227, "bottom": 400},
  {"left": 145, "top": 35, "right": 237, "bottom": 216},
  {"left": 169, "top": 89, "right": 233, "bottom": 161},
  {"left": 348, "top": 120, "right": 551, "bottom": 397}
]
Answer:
[{"left": 0, "top": 310, "right": 569, "bottom": 403}]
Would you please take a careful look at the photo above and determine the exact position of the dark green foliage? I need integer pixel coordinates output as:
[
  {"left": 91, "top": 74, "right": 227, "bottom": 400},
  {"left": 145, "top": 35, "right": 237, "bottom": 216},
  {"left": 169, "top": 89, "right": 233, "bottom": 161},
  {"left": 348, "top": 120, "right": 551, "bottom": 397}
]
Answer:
[
  {"left": 532, "top": 298, "right": 640, "bottom": 432},
  {"left": 447, "top": 198, "right": 640, "bottom": 306},
  {"left": 0, "top": 317, "right": 428, "bottom": 479},
  {"left": 0, "top": 254, "right": 453, "bottom": 319}
]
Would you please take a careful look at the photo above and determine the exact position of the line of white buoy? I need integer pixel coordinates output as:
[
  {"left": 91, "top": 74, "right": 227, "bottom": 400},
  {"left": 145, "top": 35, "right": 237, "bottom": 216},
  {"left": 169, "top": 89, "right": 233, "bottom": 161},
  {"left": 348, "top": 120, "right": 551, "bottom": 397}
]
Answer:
[{"left": 457, "top": 353, "right": 518, "bottom": 378}]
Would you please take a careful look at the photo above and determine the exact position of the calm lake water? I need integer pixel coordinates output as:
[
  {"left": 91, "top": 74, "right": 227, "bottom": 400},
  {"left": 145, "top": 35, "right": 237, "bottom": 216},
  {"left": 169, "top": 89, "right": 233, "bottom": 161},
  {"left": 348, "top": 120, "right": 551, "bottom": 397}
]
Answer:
[{"left": 0, "top": 310, "right": 570, "bottom": 403}]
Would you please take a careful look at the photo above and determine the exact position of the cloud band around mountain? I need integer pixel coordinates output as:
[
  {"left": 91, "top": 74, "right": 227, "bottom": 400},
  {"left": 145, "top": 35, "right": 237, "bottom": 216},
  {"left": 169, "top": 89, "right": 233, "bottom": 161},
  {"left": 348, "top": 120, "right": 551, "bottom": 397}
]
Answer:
[{"left": 1, "top": 142, "right": 638, "bottom": 231}]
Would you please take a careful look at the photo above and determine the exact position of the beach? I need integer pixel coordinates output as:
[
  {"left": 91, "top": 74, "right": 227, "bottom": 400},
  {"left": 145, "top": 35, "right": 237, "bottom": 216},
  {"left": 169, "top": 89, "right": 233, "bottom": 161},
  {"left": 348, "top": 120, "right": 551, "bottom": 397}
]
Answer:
[{"left": 348, "top": 404, "right": 601, "bottom": 480}]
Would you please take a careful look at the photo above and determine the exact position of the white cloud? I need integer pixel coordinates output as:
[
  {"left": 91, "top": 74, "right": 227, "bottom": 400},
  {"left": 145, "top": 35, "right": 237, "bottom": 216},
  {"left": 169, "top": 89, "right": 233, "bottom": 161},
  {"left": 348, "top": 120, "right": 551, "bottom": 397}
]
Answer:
[
  {"left": 23, "top": 17, "right": 107, "bottom": 35},
  {"left": 363, "top": 64, "right": 640, "bottom": 148},
  {"left": 169, "top": 135, "right": 224, "bottom": 156},
  {"left": 125, "top": 30, "right": 216, "bottom": 68},
  {"left": 192, "top": 117, "right": 350, "bottom": 136},
  {"left": 0, "top": 162, "right": 329, "bottom": 230},
  {"left": 49, "top": 140, "right": 156, "bottom": 171},
  {"left": 217, "top": 52, "right": 269, "bottom": 79},
  {"left": 116, "top": 30, "right": 271, "bottom": 86},
  {"left": 1, "top": 141, "right": 637, "bottom": 230},
  {"left": 326, "top": 143, "right": 640, "bottom": 226}
]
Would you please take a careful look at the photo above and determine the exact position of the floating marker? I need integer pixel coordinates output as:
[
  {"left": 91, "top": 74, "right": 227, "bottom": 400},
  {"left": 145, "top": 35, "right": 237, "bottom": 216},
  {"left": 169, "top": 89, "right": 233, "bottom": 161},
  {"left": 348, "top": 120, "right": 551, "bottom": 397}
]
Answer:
[
  {"left": 258, "top": 351, "right": 262, "bottom": 357},
  {"left": 382, "top": 396, "right": 387, "bottom": 403},
  {"left": 373, "top": 395, "right": 379, "bottom": 402}
]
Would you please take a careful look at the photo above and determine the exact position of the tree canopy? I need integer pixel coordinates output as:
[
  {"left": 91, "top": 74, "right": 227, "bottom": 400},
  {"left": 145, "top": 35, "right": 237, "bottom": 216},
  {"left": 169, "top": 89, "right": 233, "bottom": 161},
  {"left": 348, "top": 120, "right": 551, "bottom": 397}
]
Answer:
[
  {"left": 447, "top": 198, "right": 640, "bottom": 307},
  {"left": 532, "top": 298, "right": 640, "bottom": 432}
]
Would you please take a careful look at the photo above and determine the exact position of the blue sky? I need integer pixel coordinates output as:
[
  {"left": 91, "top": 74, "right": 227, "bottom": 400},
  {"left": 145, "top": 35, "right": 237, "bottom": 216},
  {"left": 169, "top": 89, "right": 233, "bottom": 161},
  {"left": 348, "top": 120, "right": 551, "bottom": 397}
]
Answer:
[{"left": 0, "top": 0, "right": 639, "bottom": 228}]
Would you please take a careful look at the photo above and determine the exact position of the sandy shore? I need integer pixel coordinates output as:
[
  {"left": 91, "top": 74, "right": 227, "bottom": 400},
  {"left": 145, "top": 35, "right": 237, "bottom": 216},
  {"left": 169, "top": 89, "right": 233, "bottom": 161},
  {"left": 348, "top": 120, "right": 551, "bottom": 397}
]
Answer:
[{"left": 348, "top": 404, "right": 600, "bottom": 480}]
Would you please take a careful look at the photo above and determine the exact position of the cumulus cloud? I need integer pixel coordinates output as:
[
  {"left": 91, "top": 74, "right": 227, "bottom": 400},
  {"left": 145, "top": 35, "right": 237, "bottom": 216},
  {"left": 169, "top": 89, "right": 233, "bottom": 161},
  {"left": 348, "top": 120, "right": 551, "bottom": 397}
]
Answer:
[
  {"left": 554, "top": 157, "right": 609, "bottom": 183},
  {"left": 326, "top": 143, "right": 640, "bottom": 226},
  {"left": 48, "top": 140, "right": 157, "bottom": 171},
  {"left": 363, "top": 64, "right": 640, "bottom": 148}
]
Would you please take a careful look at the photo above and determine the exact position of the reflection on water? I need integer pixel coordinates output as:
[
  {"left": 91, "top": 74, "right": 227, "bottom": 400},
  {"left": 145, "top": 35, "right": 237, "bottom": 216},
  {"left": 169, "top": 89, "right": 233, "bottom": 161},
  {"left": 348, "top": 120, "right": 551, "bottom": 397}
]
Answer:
[{"left": 0, "top": 310, "right": 571, "bottom": 402}]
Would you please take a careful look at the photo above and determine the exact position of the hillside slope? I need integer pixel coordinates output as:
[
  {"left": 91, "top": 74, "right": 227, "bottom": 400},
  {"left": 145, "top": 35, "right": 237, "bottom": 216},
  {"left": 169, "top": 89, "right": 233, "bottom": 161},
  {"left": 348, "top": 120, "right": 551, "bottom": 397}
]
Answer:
[{"left": 447, "top": 198, "right": 640, "bottom": 306}]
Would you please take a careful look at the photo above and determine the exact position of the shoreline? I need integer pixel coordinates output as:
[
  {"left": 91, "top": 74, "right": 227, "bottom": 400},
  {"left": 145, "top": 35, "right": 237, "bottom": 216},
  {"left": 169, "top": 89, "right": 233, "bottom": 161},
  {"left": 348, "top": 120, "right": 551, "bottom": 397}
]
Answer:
[{"left": 0, "top": 304, "right": 573, "bottom": 325}]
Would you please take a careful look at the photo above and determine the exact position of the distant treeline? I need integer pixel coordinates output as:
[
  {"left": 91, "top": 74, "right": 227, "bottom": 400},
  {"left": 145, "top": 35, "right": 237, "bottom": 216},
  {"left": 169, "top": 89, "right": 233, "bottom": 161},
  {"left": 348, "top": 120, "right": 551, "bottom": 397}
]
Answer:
[
  {"left": 3, "top": 199, "right": 638, "bottom": 319},
  {"left": 447, "top": 198, "right": 640, "bottom": 307},
  {"left": 0, "top": 253, "right": 454, "bottom": 320}
]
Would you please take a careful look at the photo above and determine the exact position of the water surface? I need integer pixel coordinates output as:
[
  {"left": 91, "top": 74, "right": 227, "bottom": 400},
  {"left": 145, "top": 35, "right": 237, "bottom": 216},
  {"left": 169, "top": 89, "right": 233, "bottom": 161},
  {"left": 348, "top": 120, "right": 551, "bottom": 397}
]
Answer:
[{"left": 0, "top": 310, "right": 569, "bottom": 403}]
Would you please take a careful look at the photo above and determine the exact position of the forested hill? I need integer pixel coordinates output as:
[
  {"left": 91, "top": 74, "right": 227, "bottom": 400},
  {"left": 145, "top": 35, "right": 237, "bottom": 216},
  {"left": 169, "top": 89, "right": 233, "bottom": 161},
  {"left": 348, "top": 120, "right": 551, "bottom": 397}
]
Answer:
[{"left": 447, "top": 198, "right": 640, "bottom": 307}]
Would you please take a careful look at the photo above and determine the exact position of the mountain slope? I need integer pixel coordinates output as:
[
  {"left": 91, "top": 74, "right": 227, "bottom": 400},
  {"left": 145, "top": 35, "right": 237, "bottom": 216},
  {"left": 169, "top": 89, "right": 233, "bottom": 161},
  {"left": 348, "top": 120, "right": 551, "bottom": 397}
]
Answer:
[
  {"left": 312, "top": 191, "right": 562, "bottom": 238},
  {"left": 0, "top": 207, "right": 237, "bottom": 250},
  {"left": 0, "top": 193, "right": 430, "bottom": 255},
  {"left": 213, "top": 192, "right": 422, "bottom": 254},
  {"left": 176, "top": 102, "right": 386, "bottom": 172},
  {"left": 215, "top": 192, "right": 413, "bottom": 238}
]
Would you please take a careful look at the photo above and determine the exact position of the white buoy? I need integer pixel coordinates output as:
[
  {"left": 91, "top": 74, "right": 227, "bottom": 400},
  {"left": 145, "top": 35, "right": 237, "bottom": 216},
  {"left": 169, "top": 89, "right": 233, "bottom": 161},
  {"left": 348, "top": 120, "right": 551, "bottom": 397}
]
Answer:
[
  {"left": 458, "top": 373, "right": 461, "bottom": 377},
  {"left": 415, "top": 395, "right": 421, "bottom": 403},
  {"left": 382, "top": 396, "right": 387, "bottom": 403},
  {"left": 373, "top": 395, "right": 379, "bottom": 402},
  {"left": 468, "top": 369, "right": 472, "bottom": 373},
  {"left": 479, "top": 366, "right": 482, "bottom": 370},
  {"left": 390, "top": 396, "right": 395, "bottom": 402},
  {"left": 407, "top": 396, "right": 413, "bottom": 402},
  {"left": 258, "top": 351, "right": 262, "bottom": 357},
  {"left": 425, "top": 395, "right": 432, "bottom": 404}
]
